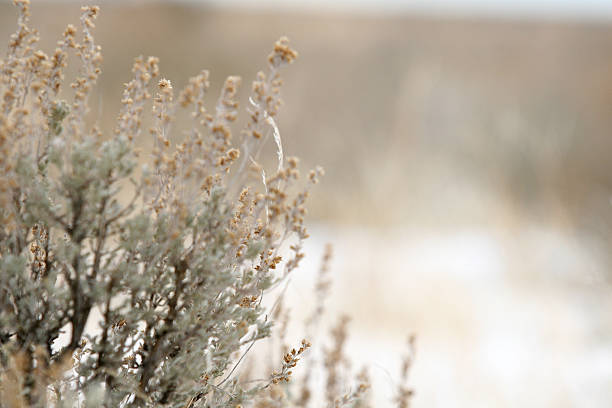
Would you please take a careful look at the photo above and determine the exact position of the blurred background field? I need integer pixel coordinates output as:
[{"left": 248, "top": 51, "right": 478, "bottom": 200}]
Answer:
[{"left": 2, "top": 0, "right": 612, "bottom": 406}]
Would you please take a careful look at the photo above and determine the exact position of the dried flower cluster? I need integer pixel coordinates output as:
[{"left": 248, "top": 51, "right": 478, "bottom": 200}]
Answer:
[
  {"left": 271, "top": 339, "right": 311, "bottom": 385},
  {"left": 0, "top": 2, "right": 412, "bottom": 407}
]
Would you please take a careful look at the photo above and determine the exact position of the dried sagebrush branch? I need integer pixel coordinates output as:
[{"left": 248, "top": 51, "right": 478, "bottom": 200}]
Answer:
[{"left": 0, "top": 2, "right": 322, "bottom": 407}]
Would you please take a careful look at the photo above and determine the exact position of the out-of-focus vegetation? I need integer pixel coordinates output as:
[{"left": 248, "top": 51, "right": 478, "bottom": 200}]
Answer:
[{"left": 2, "top": 3, "right": 612, "bottom": 238}]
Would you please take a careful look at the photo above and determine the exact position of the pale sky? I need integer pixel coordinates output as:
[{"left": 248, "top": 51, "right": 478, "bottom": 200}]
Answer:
[{"left": 183, "top": 0, "right": 612, "bottom": 20}]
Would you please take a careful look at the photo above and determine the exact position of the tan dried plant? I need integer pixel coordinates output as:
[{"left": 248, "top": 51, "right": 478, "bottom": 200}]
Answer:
[{"left": 0, "top": 2, "right": 412, "bottom": 407}]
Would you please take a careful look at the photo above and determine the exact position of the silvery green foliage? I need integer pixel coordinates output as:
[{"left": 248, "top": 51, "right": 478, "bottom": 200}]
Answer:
[{"left": 0, "top": 2, "right": 315, "bottom": 407}]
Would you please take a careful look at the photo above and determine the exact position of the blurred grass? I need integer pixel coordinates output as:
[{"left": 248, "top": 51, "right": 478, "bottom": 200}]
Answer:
[{"left": 2, "top": 2, "right": 612, "bottom": 236}]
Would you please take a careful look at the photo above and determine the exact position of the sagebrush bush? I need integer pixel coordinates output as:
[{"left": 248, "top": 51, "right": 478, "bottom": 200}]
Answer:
[{"left": 0, "top": 2, "right": 413, "bottom": 407}]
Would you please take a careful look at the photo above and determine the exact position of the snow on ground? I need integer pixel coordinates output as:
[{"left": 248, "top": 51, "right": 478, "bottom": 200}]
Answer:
[{"left": 283, "top": 223, "right": 612, "bottom": 407}]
